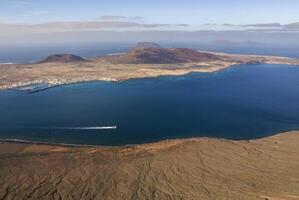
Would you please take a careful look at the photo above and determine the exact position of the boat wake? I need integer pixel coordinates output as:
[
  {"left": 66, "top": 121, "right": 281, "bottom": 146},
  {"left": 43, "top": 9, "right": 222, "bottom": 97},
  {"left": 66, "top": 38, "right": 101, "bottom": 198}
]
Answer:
[{"left": 56, "top": 126, "right": 117, "bottom": 130}]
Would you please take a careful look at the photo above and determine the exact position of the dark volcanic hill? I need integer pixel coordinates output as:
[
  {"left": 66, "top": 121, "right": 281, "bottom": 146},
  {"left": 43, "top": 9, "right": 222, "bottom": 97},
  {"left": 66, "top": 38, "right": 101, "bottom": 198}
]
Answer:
[
  {"left": 117, "top": 48, "right": 220, "bottom": 64},
  {"left": 38, "top": 54, "right": 87, "bottom": 63},
  {"left": 135, "top": 42, "right": 161, "bottom": 49}
]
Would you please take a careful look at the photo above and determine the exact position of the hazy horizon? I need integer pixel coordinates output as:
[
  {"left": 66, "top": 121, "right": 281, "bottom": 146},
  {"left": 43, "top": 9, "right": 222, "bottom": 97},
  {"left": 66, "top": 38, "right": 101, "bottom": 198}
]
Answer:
[
  {"left": 0, "top": 0, "right": 299, "bottom": 47},
  {"left": 1, "top": 0, "right": 299, "bottom": 25}
]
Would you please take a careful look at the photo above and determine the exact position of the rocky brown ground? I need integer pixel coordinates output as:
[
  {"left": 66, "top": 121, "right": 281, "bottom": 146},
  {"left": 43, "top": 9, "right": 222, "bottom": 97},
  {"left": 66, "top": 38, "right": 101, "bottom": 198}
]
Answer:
[{"left": 1, "top": 131, "right": 299, "bottom": 200}]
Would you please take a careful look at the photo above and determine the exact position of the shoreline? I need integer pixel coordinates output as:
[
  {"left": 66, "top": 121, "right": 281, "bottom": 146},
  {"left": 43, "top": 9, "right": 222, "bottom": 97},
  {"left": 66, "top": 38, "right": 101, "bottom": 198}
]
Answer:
[
  {"left": 0, "top": 138, "right": 106, "bottom": 148},
  {"left": 1, "top": 128, "right": 298, "bottom": 148},
  {"left": 1, "top": 62, "right": 297, "bottom": 92},
  {"left": 0, "top": 77, "right": 119, "bottom": 92},
  {"left": 0, "top": 63, "right": 232, "bottom": 91}
]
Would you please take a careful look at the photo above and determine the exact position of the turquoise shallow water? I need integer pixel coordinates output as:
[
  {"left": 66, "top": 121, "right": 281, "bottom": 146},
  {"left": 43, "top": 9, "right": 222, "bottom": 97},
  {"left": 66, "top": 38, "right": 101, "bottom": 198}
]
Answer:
[{"left": 1, "top": 64, "right": 299, "bottom": 146}]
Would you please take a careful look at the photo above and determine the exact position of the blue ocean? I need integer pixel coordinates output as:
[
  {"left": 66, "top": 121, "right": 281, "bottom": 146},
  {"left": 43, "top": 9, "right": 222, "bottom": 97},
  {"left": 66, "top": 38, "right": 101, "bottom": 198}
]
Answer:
[{"left": 0, "top": 62, "right": 299, "bottom": 145}]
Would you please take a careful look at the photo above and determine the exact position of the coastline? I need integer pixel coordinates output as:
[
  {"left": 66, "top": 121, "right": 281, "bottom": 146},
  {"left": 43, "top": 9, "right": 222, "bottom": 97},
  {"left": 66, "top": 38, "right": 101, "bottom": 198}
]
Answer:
[
  {"left": 0, "top": 62, "right": 297, "bottom": 92},
  {"left": 0, "top": 62, "right": 232, "bottom": 91},
  {"left": 0, "top": 77, "right": 119, "bottom": 91},
  {"left": 1, "top": 128, "right": 298, "bottom": 148},
  {"left": 0, "top": 138, "right": 103, "bottom": 148}
]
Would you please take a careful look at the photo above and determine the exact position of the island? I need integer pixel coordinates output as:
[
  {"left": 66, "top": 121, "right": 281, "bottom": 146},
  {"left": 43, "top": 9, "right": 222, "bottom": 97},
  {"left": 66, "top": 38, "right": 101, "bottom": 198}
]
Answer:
[{"left": 1, "top": 45, "right": 299, "bottom": 90}]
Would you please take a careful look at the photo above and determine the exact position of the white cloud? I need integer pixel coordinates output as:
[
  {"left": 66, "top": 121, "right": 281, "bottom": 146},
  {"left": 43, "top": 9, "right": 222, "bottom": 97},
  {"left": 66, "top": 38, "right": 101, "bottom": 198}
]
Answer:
[
  {"left": 0, "top": 21, "right": 171, "bottom": 36},
  {"left": 98, "top": 15, "right": 145, "bottom": 22}
]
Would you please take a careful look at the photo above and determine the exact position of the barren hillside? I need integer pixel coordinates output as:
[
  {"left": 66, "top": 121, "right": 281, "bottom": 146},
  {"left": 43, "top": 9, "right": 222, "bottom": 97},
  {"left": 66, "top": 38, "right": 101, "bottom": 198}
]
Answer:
[{"left": 1, "top": 132, "right": 299, "bottom": 200}]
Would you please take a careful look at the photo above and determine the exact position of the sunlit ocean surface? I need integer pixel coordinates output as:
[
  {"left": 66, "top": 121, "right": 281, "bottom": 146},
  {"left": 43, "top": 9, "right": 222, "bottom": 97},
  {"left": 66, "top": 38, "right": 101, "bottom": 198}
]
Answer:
[{"left": 0, "top": 64, "right": 299, "bottom": 145}]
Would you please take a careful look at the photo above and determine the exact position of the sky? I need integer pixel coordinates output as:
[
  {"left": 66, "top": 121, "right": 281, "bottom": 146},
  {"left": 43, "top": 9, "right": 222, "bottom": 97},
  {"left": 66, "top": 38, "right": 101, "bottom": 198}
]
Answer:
[
  {"left": 0, "top": 0, "right": 299, "bottom": 48},
  {"left": 0, "top": 0, "right": 299, "bottom": 25}
]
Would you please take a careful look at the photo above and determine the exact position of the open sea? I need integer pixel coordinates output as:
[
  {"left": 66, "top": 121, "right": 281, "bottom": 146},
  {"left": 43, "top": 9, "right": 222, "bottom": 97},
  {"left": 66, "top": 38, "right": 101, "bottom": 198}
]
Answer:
[{"left": 0, "top": 44, "right": 299, "bottom": 146}]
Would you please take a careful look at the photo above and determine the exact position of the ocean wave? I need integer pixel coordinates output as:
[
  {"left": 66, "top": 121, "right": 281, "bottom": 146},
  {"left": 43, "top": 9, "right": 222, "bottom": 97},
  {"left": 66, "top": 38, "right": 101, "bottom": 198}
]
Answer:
[
  {"left": 0, "top": 62, "right": 14, "bottom": 65},
  {"left": 5, "top": 126, "right": 118, "bottom": 131},
  {"left": 0, "top": 138, "right": 101, "bottom": 147}
]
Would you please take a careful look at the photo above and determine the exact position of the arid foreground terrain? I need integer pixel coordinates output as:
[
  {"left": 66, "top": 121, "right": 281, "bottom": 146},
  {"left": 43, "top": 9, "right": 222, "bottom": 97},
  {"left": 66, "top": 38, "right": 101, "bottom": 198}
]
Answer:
[
  {"left": 1, "top": 131, "right": 299, "bottom": 200},
  {"left": 1, "top": 47, "right": 299, "bottom": 90}
]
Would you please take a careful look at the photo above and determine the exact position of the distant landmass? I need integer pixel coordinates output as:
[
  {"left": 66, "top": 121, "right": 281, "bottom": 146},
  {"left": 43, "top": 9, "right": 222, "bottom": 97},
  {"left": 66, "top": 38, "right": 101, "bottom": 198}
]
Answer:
[
  {"left": 38, "top": 54, "right": 87, "bottom": 63},
  {"left": 117, "top": 47, "right": 219, "bottom": 64},
  {"left": 285, "top": 22, "right": 299, "bottom": 29},
  {"left": 135, "top": 42, "right": 161, "bottom": 49},
  {"left": 1, "top": 44, "right": 299, "bottom": 90},
  {"left": 242, "top": 23, "right": 282, "bottom": 27},
  {"left": 214, "top": 39, "right": 263, "bottom": 46}
]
